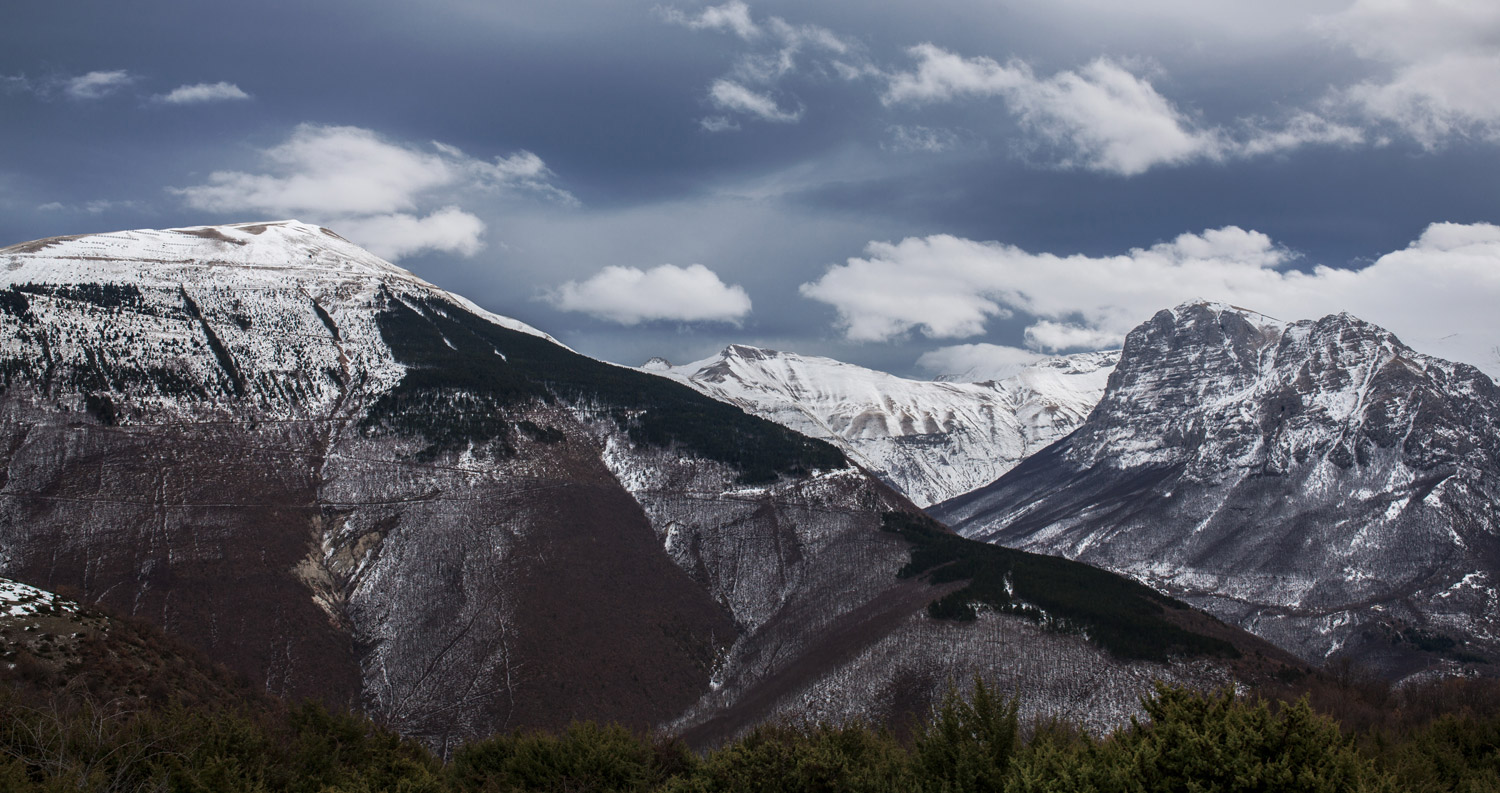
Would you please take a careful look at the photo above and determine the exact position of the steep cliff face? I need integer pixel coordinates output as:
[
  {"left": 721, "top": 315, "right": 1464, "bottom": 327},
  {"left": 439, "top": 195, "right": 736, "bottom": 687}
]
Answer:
[
  {"left": 0, "top": 226, "right": 1282, "bottom": 748},
  {"left": 645, "top": 345, "right": 1117, "bottom": 507},
  {"left": 935, "top": 302, "right": 1500, "bottom": 679}
]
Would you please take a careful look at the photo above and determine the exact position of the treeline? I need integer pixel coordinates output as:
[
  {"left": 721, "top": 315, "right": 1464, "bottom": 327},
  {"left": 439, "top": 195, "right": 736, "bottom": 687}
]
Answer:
[
  {"left": 883, "top": 512, "right": 1237, "bottom": 663},
  {"left": 365, "top": 292, "right": 846, "bottom": 482},
  {"left": 1, "top": 675, "right": 1496, "bottom": 792}
]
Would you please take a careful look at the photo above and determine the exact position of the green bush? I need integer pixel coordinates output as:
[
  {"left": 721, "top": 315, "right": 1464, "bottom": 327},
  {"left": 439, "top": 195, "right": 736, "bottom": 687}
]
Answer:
[
  {"left": 450, "top": 721, "right": 680, "bottom": 793},
  {"left": 1385, "top": 713, "right": 1500, "bottom": 792},
  {"left": 5, "top": 664, "right": 1500, "bottom": 792},
  {"left": 912, "top": 678, "right": 1018, "bottom": 793},
  {"left": 672, "top": 722, "right": 913, "bottom": 793},
  {"left": 1007, "top": 684, "right": 1392, "bottom": 793}
]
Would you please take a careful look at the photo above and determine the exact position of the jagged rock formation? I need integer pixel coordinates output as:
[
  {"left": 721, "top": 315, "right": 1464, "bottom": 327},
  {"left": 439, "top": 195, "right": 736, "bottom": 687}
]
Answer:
[
  {"left": 645, "top": 346, "right": 1117, "bottom": 507},
  {"left": 935, "top": 302, "right": 1500, "bottom": 680},
  {"left": 0, "top": 226, "right": 1284, "bottom": 749}
]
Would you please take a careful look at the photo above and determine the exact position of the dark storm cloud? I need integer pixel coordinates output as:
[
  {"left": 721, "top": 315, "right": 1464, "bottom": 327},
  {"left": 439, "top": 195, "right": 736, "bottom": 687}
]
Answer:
[{"left": 3, "top": 0, "right": 1498, "bottom": 378}]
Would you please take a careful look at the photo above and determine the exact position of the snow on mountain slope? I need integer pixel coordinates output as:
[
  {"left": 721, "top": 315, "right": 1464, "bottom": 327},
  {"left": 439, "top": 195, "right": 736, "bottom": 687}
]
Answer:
[
  {"left": 0, "top": 220, "right": 564, "bottom": 425},
  {"left": 0, "top": 223, "right": 1274, "bottom": 750},
  {"left": 934, "top": 301, "right": 1500, "bottom": 679},
  {"left": 646, "top": 345, "right": 1118, "bottom": 507},
  {"left": 3, "top": 220, "right": 557, "bottom": 340}
]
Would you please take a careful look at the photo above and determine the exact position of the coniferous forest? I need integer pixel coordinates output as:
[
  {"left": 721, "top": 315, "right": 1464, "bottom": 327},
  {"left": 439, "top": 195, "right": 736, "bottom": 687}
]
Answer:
[{"left": 2, "top": 648, "right": 1496, "bottom": 792}]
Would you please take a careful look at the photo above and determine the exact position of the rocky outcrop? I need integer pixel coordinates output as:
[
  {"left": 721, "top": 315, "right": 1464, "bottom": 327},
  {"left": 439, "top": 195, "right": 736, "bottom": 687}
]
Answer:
[{"left": 935, "top": 302, "right": 1500, "bottom": 679}]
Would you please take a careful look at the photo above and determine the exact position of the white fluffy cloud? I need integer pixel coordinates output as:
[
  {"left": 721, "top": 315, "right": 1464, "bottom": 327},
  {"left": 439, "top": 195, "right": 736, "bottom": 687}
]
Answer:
[
  {"left": 331, "top": 207, "right": 486, "bottom": 260},
  {"left": 710, "top": 79, "right": 801, "bottom": 123},
  {"left": 661, "top": 2, "right": 864, "bottom": 129},
  {"left": 883, "top": 44, "right": 1028, "bottom": 105},
  {"left": 1234, "top": 111, "right": 1366, "bottom": 157},
  {"left": 803, "top": 222, "right": 1500, "bottom": 378},
  {"left": 885, "top": 46, "right": 1225, "bottom": 174},
  {"left": 1319, "top": 0, "right": 1500, "bottom": 147},
  {"left": 173, "top": 124, "right": 574, "bottom": 260},
  {"left": 915, "top": 343, "right": 1045, "bottom": 381},
  {"left": 659, "top": 0, "right": 760, "bottom": 40},
  {"left": 64, "top": 70, "right": 133, "bottom": 100},
  {"left": 883, "top": 45, "right": 1375, "bottom": 175},
  {"left": 548, "top": 263, "right": 752, "bottom": 325},
  {"left": 158, "top": 82, "right": 251, "bottom": 104}
]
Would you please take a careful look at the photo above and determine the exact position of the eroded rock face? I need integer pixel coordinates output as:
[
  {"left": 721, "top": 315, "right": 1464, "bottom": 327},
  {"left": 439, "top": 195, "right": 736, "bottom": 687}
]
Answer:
[
  {"left": 0, "top": 225, "right": 1275, "bottom": 750},
  {"left": 936, "top": 302, "right": 1500, "bottom": 679}
]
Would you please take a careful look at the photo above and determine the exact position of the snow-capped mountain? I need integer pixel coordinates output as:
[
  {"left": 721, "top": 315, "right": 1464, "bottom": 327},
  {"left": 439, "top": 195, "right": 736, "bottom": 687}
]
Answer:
[
  {"left": 934, "top": 302, "right": 1500, "bottom": 679},
  {"left": 0, "top": 224, "right": 1276, "bottom": 748},
  {"left": 646, "top": 345, "right": 1118, "bottom": 507}
]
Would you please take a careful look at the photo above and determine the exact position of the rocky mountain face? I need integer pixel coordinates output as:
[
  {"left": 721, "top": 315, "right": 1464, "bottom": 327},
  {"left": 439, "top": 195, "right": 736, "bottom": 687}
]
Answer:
[
  {"left": 934, "top": 302, "right": 1500, "bottom": 679},
  {"left": 645, "top": 346, "right": 1117, "bottom": 507},
  {"left": 0, "top": 225, "right": 1283, "bottom": 750}
]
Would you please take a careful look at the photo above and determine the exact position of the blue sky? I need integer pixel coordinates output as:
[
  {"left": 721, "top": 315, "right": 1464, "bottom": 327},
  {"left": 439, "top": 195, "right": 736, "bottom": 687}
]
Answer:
[{"left": 4, "top": 0, "right": 1499, "bottom": 377}]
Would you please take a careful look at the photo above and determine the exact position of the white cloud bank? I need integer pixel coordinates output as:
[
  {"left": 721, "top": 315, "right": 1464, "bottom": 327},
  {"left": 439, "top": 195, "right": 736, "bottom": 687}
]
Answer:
[
  {"left": 883, "top": 45, "right": 1366, "bottom": 175},
  {"left": 158, "top": 82, "right": 251, "bottom": 104},
  {"left": 802, "top": 222, "right": 1500, "bottom": 379},
  {"left": 914, "top": 344, "right": 1047, "bottom": 381},
  {"left": 876, "top": 2, "right": 1498, "bottom": 173},
  {"left": 1320, "top": 0, "right": 1500, "bottom": 147},
  {"left": 173, "top": 123, "right": 574, "bottom": 260},
  {"left": 548, "top": 263, "right": 752, "bottom": 325},
  {"left": 657, "top": 3, "right": 1498, "bottom": 162}
]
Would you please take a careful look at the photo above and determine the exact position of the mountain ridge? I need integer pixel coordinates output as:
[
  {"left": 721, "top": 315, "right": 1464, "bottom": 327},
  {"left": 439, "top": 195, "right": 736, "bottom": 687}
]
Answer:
[
  {"left": 643, "top": 344, "right": 1118, "bottom": 507},
  {"left": 0, "top": 225, "right": 1295, "bottom": 749},
  {"left": 934, "top": 301, "right": 1500, "bottom": 679}
]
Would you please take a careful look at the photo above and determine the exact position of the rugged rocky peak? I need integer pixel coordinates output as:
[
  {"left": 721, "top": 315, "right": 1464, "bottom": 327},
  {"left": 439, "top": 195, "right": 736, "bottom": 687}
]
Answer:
[
  {"left": 935, "top": 301, "right": 1500, "bottom": 679},
  {"left": 1070, "top": 301, "right": 1498, "bottom": 478},
  {"left": 644, "top": 345, "right": 1118, "bottom": 507}
]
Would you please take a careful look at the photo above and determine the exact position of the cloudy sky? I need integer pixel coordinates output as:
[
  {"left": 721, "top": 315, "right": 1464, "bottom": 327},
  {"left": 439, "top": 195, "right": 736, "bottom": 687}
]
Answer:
[{"left": 4, "top": 0, "right": 1498, "bottom": 378}]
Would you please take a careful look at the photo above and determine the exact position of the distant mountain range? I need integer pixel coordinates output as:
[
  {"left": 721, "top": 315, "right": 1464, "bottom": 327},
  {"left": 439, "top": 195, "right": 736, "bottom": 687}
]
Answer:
[
  {"left": 933, "top": 302, "right": 1500, "bottom": 679},
  {"left": 641, "top": 303, "right": 1500, "bottom": 683},
  {"left": 0, "top": 223, "right": 1280, "bottom": 749},
  {"left": 643, "top": 345, "right": 1116, "bottom": 507}
]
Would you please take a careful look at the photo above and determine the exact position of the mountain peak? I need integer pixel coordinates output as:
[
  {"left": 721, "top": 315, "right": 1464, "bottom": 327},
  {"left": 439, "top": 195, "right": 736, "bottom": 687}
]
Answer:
[
  {"left": 643, "top": 344, "right": 1118, "bottom": 507},
  {"left": 1156, "top": 300, "right": 1287, "bottom": 336},
  {"left": 937, "top": 305, "right": 1500, "bottom": 677},
  {"left": 1, "top": 220, "right": 412, "bottom": 286},
  {"left": 723, "top": 343, "right": 781, "bottom": 361},
  {"left": 0, "top": 221, "right": 559, "bottom": 344}
]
